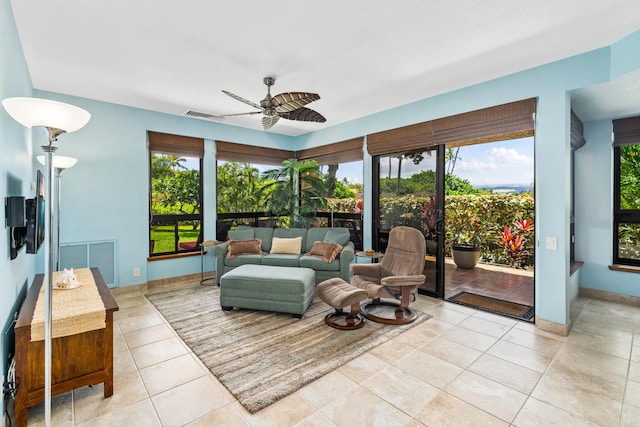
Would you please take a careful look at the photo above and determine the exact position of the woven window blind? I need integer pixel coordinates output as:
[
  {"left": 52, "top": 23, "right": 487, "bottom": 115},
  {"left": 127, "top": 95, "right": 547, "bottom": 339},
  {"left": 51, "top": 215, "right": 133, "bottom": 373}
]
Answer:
[
  {"left": 367, "top": 121, "right": 434, "bottom": 156},
  {"left": 570, "top": 110, "right": 586, "bottom": 150},
  {"left": 216, "top": 141, "right": 294, "bottom": 165},
  {"left": 296, "top": 137, "right": 364, "bottom": 165},
  {"left": 613, "top": 116, "right": 640, "bottom": 147},
  {"left": 148, "top": 131, "right": 204, "bottom": 157},
  {"left": 366, "top": 98, "right": 536, "bottom": 156}
]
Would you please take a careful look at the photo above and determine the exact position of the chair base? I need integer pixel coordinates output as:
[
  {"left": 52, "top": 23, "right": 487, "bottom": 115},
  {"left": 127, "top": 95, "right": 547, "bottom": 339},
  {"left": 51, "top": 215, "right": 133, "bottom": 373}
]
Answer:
[
  {"left": 360, "top": 300, "right": 417, "bottom": 325},
  {"left": 324, "top": 308, "right": 366, "bottom": 330}
]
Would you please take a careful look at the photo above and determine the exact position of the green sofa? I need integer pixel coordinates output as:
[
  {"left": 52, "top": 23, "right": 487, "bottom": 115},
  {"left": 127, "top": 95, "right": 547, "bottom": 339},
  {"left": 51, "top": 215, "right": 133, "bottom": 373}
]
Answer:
[{"left": 212, "top": 226, "right": 355, "bottom": 284}]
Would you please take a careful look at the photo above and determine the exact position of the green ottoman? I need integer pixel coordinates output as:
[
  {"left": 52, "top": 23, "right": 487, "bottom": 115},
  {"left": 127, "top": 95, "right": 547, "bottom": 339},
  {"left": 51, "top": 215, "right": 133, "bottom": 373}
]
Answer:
[{"left": 219, "top": 265, "right": 315, "bottom": 318}]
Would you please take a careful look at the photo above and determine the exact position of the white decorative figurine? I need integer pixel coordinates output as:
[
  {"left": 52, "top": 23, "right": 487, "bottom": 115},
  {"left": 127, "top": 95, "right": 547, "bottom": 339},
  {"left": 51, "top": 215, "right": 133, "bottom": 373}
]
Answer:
[{"left": 55, "top": 268, "right": 80, "bottom": 289}]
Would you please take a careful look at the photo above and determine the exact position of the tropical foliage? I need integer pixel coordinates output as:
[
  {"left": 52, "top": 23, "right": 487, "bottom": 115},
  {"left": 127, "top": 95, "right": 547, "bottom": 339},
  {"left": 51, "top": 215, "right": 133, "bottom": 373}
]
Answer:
[
  {"left": 260, "top": 159, "right": 327, "bottom": 227},
  {"left": 619, "top": 144, "right": 640, "bottom": 210},
  {"left": 151, "top": 154, "right": 200, "bottom": 215},
  {"left": 617, "top": 144, "right": 640, "bottom": 260},
  {"left": 216, "top": 162, "right": 263, "bottom": 213}
]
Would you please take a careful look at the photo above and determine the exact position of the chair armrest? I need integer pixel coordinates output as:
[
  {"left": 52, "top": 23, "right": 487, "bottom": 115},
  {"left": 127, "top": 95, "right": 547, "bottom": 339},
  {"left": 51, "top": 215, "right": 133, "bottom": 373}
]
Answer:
[
  {"left": 338, "top": 242, "right": 355, "bottom": 282},
  {"left": 211, "top": 242, "right": 228, "bottom": 284},
  {"left": 351, "top": 263, "right": 382, "bottom": 279},
  {"left": 381, "top": 275, "right": 425, "bottom": 287}
]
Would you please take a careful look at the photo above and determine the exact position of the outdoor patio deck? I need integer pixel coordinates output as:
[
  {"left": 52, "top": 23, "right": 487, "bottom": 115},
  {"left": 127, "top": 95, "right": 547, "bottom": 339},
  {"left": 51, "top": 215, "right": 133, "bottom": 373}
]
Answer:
[{"left": 444, "top": 259, "right": 534, "bottom": 307}]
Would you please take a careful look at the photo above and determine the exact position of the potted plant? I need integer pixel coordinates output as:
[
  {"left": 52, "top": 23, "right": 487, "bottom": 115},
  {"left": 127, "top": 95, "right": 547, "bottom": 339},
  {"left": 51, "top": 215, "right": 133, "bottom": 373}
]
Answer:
[{"left": 448, "top": 213, "right": 482, "bottom": 269}]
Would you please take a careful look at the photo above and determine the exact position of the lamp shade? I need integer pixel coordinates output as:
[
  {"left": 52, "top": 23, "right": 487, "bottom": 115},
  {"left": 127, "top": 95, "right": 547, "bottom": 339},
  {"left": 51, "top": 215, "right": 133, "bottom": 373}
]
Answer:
[
  {"left": 2, "top": 97, "right": 90, "bottom": 132},
  {"left": 37, "top": 155, "right": 78, "bottom": 170}
]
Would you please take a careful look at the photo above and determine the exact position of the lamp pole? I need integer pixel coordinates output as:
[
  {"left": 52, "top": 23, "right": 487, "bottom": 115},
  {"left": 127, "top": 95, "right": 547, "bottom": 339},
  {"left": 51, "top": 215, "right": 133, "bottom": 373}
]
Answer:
[
  {"left": 38, "top": 155, "right": 78, "bottom": 271},
  {"left": 2, "top": 98, "right": 90, "bottom": 427},
  {"left": 41, "top": 130, "right": 61, "bottom": 426}
]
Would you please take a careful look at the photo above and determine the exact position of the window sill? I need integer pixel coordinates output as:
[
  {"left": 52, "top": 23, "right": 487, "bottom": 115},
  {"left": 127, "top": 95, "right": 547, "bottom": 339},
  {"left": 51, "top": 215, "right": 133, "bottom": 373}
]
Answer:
[
  {"left": 148, "top": 251, "right": 201, "bottom": 262},
  {"left": 608, "top": 264, "right": 640, "bottom": 274},
  {"left": 570, "top": 261, "right": 584, "bottom": 276}
]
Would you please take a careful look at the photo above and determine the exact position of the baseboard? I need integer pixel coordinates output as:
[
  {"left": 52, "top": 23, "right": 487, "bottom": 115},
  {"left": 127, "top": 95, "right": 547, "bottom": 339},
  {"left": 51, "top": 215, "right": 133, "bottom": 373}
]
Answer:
[
  {"left": 147, "top": 272, "right": 204, "bottom": 290},
  {"left": 535, "top": 315, "right": 572, "bottom": 337},
  {"left": 579, "top": 287, "right": 640, "bottom": 307}
]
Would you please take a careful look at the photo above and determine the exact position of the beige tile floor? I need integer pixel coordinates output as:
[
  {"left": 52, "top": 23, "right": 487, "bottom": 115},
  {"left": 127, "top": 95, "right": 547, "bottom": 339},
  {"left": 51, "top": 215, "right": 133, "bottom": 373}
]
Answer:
[{"left": 22, "top": 280, "right": 640, "bottom": 427}]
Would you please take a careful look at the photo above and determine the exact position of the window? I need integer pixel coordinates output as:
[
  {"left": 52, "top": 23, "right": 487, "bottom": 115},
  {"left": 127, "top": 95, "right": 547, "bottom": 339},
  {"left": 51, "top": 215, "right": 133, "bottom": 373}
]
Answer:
[
  {"left": 215, "top": 141, "right": 294, "bottom": 238},
  {"left": 148, "top": 132, "right": 204, "bottom": 256},
  {"left": 613, "top": 143, "right": 640, "bottom": 266},
  {"left": 298, "top": 138, "right": 364, "bottom": 249}
]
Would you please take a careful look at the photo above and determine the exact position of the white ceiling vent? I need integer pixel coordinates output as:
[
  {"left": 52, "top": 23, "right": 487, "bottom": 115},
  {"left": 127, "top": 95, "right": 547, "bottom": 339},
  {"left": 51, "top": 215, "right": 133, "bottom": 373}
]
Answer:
[{"left": 183, "top": 110, "right": 223, "bottom": 121}]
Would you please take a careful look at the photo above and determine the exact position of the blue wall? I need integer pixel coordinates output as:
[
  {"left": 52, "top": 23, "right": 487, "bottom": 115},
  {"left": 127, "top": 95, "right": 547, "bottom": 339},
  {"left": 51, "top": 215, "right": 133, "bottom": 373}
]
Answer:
[
  {"left": 0, "top": 0, "right": 35, "bottom": 417},
  {"left": 29, "top": 91, "right": 293, "bottom": 284},
  {"left": 2, "top": 0, "right": 640, "bottom": 386}
]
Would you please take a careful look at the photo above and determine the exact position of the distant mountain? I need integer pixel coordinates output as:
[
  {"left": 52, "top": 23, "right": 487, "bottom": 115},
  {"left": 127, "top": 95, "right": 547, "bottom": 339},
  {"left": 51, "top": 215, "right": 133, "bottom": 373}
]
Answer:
[{"left": 475, "top": 184, "right": 533, "bottom": 193}]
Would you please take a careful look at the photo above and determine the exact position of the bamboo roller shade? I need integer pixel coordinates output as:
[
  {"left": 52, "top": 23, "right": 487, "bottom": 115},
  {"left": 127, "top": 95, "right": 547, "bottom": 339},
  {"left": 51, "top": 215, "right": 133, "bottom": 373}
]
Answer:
[
  {"left": 613, "top": 116, "right": 640, "bottom": 147},
  {"left": 148, "top": 131, "right": 204, "bottom": 157},
  {"left": 367, "top": 98, "right": 536, "bottom": 156},
  {"left": 296, "top": 137, "right": 364, "bottom": 165},
  {"left": 216, "top": 140, "right": 295, "bottom": 165},
  {"left": 571, "top": 110, "right": 586, "bottom": 150}
]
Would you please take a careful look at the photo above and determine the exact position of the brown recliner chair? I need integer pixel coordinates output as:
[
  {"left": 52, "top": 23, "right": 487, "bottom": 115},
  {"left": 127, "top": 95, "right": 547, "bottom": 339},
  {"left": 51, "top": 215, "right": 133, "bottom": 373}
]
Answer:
[{"left": 351, "top": 226, "right": 426, "bottom": 324}]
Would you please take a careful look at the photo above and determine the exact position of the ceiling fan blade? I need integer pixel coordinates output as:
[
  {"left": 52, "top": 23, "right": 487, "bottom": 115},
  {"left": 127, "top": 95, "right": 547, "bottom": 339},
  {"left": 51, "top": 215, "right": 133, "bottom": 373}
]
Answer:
[
  {"left": 271, "top": 92, "right": 321, "bottom": 113},
  {"left": 262, "top": 115, "right": 280, "bottom": 130},
  {"left": 216, "top": 111, "right": 262, "bottom": 117},
  {"left": 279, "top": 107, "right": 326, "bottom": 123},
  {"left": 222, "top": 90, "right": 262, "bottom": 110}
]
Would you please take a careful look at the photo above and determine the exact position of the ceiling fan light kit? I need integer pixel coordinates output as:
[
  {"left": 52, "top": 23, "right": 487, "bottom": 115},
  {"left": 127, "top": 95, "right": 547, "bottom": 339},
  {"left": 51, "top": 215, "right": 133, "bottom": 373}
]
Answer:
[{"left": 221, "top": 77, "right": 326, "bottom": 130}]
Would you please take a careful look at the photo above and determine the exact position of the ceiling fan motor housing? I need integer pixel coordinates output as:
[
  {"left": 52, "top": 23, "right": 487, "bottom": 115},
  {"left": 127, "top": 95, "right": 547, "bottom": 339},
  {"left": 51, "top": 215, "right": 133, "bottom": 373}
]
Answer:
[{"left": 263, "top": 76, "right": 276, "bottom": 87}]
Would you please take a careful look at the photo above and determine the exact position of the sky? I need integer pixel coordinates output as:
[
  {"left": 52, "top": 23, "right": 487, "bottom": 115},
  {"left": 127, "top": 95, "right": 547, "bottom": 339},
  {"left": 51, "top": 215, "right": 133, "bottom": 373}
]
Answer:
[
  {"left": 197, "top": 136, "right": 534, "bottom": 188},
  {"left": 330, "top": 136, "right": 534, "bottom": 187}
]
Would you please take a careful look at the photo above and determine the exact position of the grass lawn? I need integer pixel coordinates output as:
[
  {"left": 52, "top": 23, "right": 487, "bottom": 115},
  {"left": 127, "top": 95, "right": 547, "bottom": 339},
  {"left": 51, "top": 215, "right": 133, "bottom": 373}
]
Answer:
[{"left": 151, "top": 225, "right": 200, "bottom": 253}]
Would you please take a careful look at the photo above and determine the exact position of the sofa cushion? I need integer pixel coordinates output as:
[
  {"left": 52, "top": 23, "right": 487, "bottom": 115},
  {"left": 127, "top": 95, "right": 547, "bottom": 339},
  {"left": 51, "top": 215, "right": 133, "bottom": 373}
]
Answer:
[
  {"left": 226, "top": 239, "right": 262, "bottom": 258},
  {"left": 261, "top": 254, "right": 301, "bottom": 267},
  {"left": 225, "top": 253, "right": 264, "bottom": 267},
  {"left": 305, "top": 241, "right": 343, "bottom": 263},
  {"left": 270, "top": 236, "right": 303, "bottom": 254},
  {"left": 273, "top": 228, "right": 307, "bottom": 251},
  {"left": 228, "top": 229, "right": 254, "bottom": 240},
  {"left": 299, "top": 255, "right": 340, "bottom": 271},
  {"left": 252, "top": 227, "right": 275, "bottom": 252},
  {"left": 323, "top": 228, "right": 350, "bottom": 246}
]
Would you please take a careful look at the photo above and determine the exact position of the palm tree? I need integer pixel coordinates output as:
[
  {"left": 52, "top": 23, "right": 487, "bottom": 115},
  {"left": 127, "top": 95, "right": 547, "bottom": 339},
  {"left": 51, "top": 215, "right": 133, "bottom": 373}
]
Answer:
[
  {"left": 445, "top": 147, "right": 461, "bottom": 175},
  {"left": 261, "top": 159, "right": 327, "bottom": 227}
]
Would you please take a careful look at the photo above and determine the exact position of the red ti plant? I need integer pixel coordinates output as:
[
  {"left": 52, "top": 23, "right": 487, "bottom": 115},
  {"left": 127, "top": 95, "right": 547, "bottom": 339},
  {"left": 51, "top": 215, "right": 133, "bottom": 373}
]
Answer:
[
  {"left": 498, "top": 217, "right": 534, "bottom": 267},
  {"left": 420, "top": 195, "right": 437, "bottom": 240},
  {"left": 514, "top": 218, "right": 534, "bottom": 233}
]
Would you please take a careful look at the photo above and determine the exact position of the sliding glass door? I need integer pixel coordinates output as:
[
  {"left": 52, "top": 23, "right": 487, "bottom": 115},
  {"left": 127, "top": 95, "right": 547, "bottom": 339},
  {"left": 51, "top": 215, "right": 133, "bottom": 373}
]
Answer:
[{"left": 373, "top": 145, "right": 445, "bottom": 298}]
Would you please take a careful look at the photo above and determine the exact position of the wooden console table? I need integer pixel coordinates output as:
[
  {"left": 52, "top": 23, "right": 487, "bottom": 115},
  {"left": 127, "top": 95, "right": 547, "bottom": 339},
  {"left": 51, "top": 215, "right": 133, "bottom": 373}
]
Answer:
[{"left": 13, "top": 268, "right": 119, "bottom": 427}]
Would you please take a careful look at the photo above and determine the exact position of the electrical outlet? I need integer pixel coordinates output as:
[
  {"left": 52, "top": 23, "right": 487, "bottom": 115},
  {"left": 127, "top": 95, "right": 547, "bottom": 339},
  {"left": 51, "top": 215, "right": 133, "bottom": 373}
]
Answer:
[{"left": 133, "top": 267, "right": 140, "bottom": 277}]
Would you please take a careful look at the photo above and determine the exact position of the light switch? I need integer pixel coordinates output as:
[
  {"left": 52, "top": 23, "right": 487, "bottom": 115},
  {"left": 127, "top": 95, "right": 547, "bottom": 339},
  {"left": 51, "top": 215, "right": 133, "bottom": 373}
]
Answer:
[{"left": 546, "top": 237, "right": 557, "bottom": 250}]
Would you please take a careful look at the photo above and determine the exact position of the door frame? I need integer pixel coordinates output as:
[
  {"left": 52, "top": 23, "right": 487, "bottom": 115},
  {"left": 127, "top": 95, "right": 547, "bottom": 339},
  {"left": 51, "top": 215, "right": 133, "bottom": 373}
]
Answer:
[{"left": 372, "top": 145, "right": 446, "bottom": 299}]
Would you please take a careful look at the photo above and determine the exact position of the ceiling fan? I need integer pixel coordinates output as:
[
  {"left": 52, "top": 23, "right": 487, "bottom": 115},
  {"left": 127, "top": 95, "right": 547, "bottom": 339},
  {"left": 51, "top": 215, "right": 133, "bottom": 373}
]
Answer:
[{"left": 221, "top": 77, "right": 326, "bottom": 130}]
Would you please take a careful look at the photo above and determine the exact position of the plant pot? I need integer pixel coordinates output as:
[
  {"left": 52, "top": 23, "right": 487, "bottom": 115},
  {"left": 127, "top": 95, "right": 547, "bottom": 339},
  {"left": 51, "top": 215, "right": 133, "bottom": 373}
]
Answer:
[{"left": 451, "top": 244, "right": 481, "bottom": 269}]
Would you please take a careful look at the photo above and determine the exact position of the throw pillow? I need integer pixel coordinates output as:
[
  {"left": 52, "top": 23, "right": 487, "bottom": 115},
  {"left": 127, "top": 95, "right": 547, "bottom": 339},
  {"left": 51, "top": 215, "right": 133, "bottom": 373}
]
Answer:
[
  {"left": 323, "top": 229, "right": 350, "bottom": 246},
  {"left": 305, "top": 241, "right": 343, "bottom": 263},
  {"left": 227, "top": 229, "right": 254, "bottom": 241},
  {"left": 226, "top": 238, "right": 262, "bottom": 258},
  {"left": 270, "top": 236, "right": 303, "bottom": 254}
]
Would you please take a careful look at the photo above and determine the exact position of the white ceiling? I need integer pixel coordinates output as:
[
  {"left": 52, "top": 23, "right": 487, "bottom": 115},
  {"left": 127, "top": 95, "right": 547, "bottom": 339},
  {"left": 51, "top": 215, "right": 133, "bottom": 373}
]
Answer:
[{"left": 9, "top": 0, "right": 640, "bottom": 136}]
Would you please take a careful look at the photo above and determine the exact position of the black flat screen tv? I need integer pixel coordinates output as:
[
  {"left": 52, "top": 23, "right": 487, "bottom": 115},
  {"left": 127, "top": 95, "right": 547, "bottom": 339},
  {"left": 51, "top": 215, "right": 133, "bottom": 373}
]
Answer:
[{"left": 26, "top": 170, "right": 45, "bottom": 254}]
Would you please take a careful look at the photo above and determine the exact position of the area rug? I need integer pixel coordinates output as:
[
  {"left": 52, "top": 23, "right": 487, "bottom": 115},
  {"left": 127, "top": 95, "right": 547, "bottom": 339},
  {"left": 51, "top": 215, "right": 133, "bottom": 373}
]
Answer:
[
  {"left": 448, "top": 291, "right": 534, "bottom": 321},
  {"left": 146, "top": 285, "right": 430, "bottom": 413}
]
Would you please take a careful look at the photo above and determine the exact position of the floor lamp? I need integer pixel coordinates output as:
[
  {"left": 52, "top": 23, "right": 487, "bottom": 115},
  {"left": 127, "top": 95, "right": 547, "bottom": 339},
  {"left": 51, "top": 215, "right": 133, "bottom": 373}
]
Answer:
[
  {"left": 2, "top": 97, "right": 90, "bottom": 427},
  {"left": 37, "top": 155, "right": 78, "bottom": 271}
]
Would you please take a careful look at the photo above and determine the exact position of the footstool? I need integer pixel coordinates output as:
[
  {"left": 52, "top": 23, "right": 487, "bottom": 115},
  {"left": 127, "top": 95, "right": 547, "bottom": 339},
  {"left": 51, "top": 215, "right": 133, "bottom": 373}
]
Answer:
[
  {"left": 316, "top": 278, "right": 368, "bottom": 330},
  {"left": 219, "top": 265, "right": 315, "bottom": 318}
]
